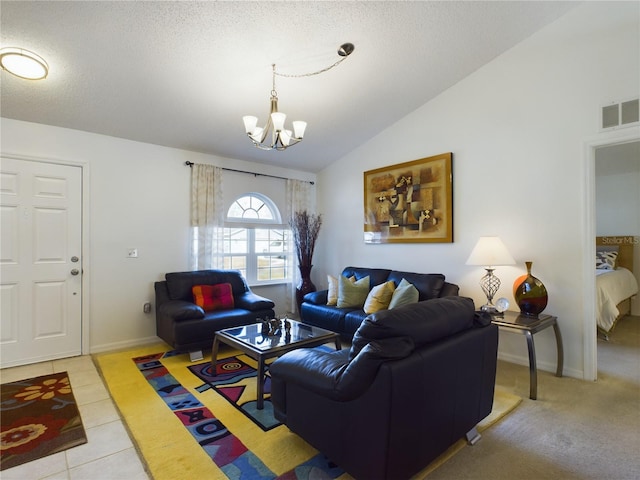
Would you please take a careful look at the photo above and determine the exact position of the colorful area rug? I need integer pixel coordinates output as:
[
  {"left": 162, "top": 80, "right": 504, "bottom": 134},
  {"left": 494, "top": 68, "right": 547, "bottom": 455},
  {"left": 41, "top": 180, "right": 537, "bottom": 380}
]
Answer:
[
  {"left": 0, "top": 372, "right": 88, "bottom": 470},
  {"left": 188, "top": 355, "right": 280, "bottom": 431},
  {"left": 95, "top": 344, "right": 521, "bottom": 480}
]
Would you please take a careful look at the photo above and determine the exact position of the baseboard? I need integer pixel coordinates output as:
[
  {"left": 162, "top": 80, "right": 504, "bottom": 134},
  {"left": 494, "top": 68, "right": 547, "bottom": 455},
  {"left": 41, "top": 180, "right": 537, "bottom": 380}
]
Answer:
[
  {"left": 497, "top": 351, "right": 581, "bottom": 379},
  {"left": 89, "top": 336, "right": 164, "bottom": 354}
]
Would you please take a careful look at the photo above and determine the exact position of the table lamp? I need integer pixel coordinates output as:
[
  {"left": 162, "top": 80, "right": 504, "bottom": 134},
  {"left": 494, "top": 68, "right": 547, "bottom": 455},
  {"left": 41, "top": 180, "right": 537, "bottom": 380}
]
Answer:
[{"left": 466, "top": 236, "right": 515, "bottom": 313}]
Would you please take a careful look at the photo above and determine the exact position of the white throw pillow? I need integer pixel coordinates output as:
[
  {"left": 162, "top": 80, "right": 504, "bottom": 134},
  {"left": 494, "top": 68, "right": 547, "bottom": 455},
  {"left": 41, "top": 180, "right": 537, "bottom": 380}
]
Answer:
[{"left": 327, "top": 274, "right": 355, "bottom": 305}]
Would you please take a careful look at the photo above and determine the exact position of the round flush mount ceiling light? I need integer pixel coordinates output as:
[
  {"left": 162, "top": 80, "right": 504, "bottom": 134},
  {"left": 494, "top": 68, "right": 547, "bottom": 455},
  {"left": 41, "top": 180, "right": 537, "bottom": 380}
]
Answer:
[{"left": 0, "top": 47, "right": 49, "bottom": 80}]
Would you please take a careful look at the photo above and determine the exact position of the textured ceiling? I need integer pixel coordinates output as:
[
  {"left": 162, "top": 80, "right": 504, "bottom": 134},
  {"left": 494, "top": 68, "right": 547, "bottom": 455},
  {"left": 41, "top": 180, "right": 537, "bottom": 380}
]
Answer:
[{"left": 1, "top": 1, "right": 578, "bottom": 172}]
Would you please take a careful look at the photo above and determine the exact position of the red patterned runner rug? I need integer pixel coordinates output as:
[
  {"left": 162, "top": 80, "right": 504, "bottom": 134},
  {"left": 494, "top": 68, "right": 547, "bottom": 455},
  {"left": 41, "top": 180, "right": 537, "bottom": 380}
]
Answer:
[{"left": 1, "top": 371, "right": 88, "bottom": 470}]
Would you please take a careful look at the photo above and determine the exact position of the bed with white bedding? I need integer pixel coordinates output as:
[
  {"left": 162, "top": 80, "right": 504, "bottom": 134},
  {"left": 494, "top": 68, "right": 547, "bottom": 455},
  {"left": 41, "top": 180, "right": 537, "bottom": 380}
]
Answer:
[
  {"left": 596, "top": 267, "right": 638, "bottom": 334},
  {"left": 595, "top": 236, "right": 638, "bottom": 338}
]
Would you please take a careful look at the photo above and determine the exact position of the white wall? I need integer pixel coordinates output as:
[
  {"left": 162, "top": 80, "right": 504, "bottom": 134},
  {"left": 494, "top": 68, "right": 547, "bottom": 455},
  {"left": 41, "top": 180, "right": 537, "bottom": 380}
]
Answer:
[
  {"left": 315, "top": 2, "right": 640, "bottom": 379},
  {"left": 0, "top": 119, "right": 315, "bottom": 352}
]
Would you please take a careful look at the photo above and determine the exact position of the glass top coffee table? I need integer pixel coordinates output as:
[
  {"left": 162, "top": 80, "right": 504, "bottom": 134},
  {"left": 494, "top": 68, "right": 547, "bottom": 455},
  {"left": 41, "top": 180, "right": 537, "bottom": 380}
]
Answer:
[{"left": 211, "top": 320, "right": 341, "bottom": 409}]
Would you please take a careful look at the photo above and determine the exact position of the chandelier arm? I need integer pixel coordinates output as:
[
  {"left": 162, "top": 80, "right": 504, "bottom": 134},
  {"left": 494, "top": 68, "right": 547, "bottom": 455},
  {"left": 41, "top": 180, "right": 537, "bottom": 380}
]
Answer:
[
  {"left": 251, "top": 142, "right": 277, "bottom": 151},
  {"left": 260, "top": 115, "right": 273, "bottom": 144}
]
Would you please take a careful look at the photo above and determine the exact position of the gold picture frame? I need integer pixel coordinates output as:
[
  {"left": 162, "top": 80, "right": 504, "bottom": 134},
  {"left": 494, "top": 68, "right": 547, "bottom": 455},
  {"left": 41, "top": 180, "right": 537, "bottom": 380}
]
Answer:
[{"left": 364, "top": 152, "right": 453, "bottom": 244}]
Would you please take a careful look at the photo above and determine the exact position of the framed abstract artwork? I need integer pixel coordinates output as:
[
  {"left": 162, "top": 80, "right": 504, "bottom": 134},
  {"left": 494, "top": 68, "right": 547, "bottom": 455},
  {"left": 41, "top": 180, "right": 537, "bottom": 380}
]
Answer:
[{"left": 363, "top": 152, "right": 453, "bottom": 244}]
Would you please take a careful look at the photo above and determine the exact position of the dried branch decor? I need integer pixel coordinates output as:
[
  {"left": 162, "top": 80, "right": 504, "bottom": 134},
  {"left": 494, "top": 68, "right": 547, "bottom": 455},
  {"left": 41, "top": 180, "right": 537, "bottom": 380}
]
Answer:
[{"left": 289, "top": 210, "right": 322, "bottom": 267}]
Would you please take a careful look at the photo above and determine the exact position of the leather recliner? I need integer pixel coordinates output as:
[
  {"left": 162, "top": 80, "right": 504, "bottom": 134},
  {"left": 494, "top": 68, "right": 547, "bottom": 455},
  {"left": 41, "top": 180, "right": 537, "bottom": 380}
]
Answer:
[
  {"left": 270, "top": 296, "right": 498, "bottom": 480},
  {"left": 155, "top": 269, "right": 275, "bottom": 353}
]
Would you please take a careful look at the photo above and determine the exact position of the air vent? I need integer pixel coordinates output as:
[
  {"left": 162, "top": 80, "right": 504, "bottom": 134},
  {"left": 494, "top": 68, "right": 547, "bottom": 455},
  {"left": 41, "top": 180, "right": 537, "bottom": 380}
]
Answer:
[
  {"left": 621, "top": 99, "right": 639, "bottom": 124},
  {"left": 601, "top": 98, "right": 639, "bottom": 130}
]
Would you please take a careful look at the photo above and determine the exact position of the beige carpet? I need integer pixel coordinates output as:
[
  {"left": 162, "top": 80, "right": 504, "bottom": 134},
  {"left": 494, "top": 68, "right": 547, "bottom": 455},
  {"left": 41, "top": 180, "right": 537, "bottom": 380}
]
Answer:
[
  {"left": 414, "top": 387, "right": 521, "bottom": 478},
  {"left": 423, "top": 315, "right": 640, "bottom": 480}
]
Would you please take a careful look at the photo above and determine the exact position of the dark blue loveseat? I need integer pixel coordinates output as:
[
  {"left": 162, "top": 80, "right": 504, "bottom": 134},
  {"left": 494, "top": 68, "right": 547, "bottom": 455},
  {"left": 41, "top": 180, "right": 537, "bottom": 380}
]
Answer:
[{"left": 300, "top": 266, "right": 459, "bottom": 339}]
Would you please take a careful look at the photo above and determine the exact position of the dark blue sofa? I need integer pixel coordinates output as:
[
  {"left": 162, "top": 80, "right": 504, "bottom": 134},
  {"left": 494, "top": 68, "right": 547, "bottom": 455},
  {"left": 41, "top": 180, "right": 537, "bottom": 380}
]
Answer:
[{"left": 300, "top": 266, "right": 459, "bottom": 339}]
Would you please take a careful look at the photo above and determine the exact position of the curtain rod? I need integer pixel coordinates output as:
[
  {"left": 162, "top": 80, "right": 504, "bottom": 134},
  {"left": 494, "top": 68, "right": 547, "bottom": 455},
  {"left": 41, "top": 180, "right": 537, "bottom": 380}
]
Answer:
[{"left": 185, "top": 161, "right": 314, "bottom": 185}]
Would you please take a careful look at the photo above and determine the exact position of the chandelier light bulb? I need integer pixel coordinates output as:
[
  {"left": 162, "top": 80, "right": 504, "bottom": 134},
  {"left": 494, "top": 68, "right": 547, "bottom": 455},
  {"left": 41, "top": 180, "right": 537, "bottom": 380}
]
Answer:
[
  {"left": 271, "top": 112, "right": 286, "bottom": 132},
  {"left": 280, "top": 130, "right": 292, "bottom": 146},
  {"left": 243, "top": 116, "right": 258, "bottom": 134},
  {"left": 250, "top": 127, "right": 264, "bottom": 143}
]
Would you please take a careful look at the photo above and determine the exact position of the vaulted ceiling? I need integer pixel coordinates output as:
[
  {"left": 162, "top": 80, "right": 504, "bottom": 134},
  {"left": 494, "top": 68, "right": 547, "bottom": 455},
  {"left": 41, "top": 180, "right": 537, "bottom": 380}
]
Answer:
[{"left": 1, "top": 1, "right": 578, "bottom": 172}]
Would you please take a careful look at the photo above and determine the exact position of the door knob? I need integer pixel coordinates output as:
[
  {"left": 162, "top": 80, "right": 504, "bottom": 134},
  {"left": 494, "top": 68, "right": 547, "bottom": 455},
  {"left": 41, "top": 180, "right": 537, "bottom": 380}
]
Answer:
[{"left": 71, "top": 269, "right": 80, "bottom": 276}]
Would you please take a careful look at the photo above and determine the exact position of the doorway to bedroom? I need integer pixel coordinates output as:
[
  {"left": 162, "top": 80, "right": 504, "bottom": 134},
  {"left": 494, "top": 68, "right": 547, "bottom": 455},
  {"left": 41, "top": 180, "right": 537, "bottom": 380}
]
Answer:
[{"left": 594, "top": 140, "right": 640, "bottom": 381}]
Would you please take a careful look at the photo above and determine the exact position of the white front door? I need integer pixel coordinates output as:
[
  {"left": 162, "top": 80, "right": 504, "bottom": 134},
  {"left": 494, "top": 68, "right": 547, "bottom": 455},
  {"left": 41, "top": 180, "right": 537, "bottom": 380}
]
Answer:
[{"left": 1, "top": 158, "right": 83, "bottom": 368}]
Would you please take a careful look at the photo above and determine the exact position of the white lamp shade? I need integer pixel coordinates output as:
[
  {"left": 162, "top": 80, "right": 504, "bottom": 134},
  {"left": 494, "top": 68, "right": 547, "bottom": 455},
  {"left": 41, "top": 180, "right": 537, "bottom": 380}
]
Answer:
[
  {"left": 292, "top": 121, "right": 307, "bottom": 139},
  {"left": 466, "top": 236, "right": 515, "bottom": 267},
  {"left": 242, "top": 116, "right": 258, "bottom": 134},
  {"left": 271, "top": 112, "right": 286, "bottom": 131},
  {"left": 249, "top": 127, "right": 263, "bottom": 142},
  {"left": 280, "top": 129, "right": 291, "bottom": 146},
  {"left": 0, "top": 47, "right": 48, "bottom": 80}
]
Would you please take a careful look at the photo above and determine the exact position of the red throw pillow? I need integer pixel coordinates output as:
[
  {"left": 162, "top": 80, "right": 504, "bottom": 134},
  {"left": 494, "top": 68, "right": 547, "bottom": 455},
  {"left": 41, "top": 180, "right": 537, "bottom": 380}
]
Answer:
[{"left": 192, "top": 283, "right": 234, "bottom": 311}]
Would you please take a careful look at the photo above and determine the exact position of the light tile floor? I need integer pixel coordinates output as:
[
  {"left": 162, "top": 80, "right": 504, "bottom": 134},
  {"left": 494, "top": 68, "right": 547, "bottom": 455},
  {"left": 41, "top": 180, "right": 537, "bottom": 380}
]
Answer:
[{"left": 1, "top": 356, "right": 149, "bottom": 480}]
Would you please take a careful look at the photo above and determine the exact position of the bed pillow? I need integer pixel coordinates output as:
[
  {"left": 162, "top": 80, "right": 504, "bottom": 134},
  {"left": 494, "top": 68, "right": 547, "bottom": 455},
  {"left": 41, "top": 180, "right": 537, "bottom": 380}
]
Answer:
[
  {"left": 337, "top": 275, "right": 370, "bottom": 308},
  {"left": 192, "top": 283, "right": 234, "bottom": 311},
  {"left": 327, "top": 274, "right": 355, "bottom": 305},
  {"left": 388, "top": 278, "right": 420, "bottom": 309},
  {"left": 364, "top": 281, "right": 396, "bottom": 314},
  {"left": 596, "top": 250, "right": 618, "bottom": 270}
]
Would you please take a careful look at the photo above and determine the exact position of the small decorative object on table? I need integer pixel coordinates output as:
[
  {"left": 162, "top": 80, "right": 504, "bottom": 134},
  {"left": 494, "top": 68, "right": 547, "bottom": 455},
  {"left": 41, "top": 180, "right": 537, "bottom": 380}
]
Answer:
[
  {"left": 270, "top": 318, "right": 281, "bottom": 335},
  {"left": 494, "top": 297, "right": 510, "bottom": 316},
  {"left": 261, "top": 317, "right": 283, "bottom": 336},
  {"left": 261, "top": 318, "right": 270, "bottom": 335},
  {"left": 282, "top": 317, "right": 291, "bottom": 340},
  {"left": 513, "top": 261, "right": 548, "bottom": 317}
]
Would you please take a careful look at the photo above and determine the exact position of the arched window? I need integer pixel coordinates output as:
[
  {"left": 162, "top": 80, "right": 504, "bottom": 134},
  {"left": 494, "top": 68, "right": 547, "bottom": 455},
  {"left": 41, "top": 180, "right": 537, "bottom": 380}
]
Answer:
[
  {"left": 227, "top": 193, "right": 279, "bottom": 222},
  {"left": 219, "top": 193, "right": 289, "bottom": 284}
]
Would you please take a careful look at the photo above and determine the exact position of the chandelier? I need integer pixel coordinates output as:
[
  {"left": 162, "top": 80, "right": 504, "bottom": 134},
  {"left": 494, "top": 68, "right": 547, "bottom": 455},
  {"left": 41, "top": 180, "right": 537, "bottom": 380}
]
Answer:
[{"left": 242, "top": 42, "right": 355, "bottom": 151}]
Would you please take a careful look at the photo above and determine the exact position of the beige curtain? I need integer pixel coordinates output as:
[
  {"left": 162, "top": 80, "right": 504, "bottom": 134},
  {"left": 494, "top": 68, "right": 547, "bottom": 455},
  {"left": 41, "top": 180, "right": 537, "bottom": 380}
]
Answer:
[
  {"left": 285, "top": 179, "right": 312, "bottom": 315},
  {"left": 190, "top": 164, "right": 224, "bottom": 270}
]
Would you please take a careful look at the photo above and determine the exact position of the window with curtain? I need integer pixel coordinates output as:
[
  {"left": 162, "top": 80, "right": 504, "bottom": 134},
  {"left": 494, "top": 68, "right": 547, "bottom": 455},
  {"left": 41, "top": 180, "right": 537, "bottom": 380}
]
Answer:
[{"left": 221, "top": 193, "right": 290, "bottom": 285}]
